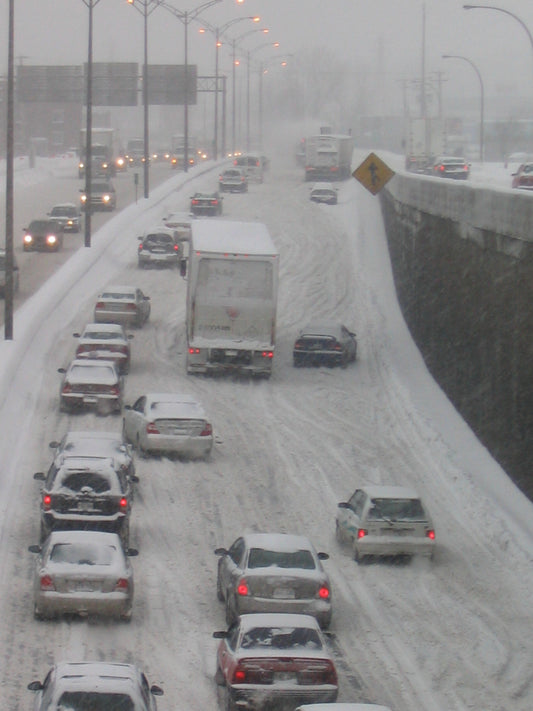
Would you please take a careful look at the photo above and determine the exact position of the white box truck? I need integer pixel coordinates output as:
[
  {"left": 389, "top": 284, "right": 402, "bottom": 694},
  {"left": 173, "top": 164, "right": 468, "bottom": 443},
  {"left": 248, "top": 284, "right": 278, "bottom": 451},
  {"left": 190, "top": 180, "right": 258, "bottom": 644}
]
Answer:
[
  {"left": 184, "top": 220, "right": 279, "bottom": 377},
  {"left": 304, "top": 133, "right": 353, "bottom": 181}
]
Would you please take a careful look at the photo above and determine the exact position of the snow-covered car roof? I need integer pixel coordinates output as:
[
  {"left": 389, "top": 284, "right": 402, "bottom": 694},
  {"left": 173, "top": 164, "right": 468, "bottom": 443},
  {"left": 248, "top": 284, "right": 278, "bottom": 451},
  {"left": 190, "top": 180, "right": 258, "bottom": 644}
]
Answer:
[
  {"left": 43, "top": 529, "right": 124, "bottom": 549},
  {"left": 360, "top": 484, "right": 423, "bottom": 500},
  {"left": 299, "top": 322, "right": 346, "bottom": 339},
  {"left": 310, "top": 182, "right": 337, "bottom": 191},
  {"left": 241, "top": 532, "right": 320, "bottom": 553},
  {"left": 145, "top": 393, "right": 207, "bottom": 419},
  {"left": 81, "top": 323, "right": 127, "bottom": 336},
  {"left": 98, "top": 286, "right": 137, "bottom": 299},
  {"left": 66, "top": 359, "right": 119, "bottom": 384},
  {"left": 237, "top": 611, "right": 321, "bottom": 632},
  {"left": 45, "top": 661, "right": 146, "bottom": 694}
]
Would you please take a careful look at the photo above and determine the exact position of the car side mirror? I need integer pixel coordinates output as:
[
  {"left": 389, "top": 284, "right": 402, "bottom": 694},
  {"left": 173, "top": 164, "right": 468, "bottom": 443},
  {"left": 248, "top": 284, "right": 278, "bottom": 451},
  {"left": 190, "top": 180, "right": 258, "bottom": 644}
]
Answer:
[
  {"left": 213, "top": 630, "right": 229, "bottom": 639},
  {"left": 317, "top": 552, "right": 329, "bottom": 560},
  {"left": 214, "top": 547, "right": 228, "bottom": 556},
  {"left": 73, "top": 332, "right": 81, "bottom": 338},
  {"left": 33, "top": 472, "right": 45, "bottom": 481},
  {"left": 150, "top": 685, "right": 164, "bottom": 697},
  {"left": 130, "top": 474, "right": 140, "bottom": 484},
  {"left": 337, "top": 501, "right": 350, "bottom": 509},
  {"left": 49, "top": 441, "right": 60, "bottom": 449},
  {"left": 58, "top": 367, "right": 66, "bottom": 374},
  {"left": 28, "top": 681, "right": 44, "bottom": 691},
  {"left": 127, "top": 547, "right": 139, "bottom": 557},
  {"left": 28, "top": 544, "right": 42, "bottom": 553}
]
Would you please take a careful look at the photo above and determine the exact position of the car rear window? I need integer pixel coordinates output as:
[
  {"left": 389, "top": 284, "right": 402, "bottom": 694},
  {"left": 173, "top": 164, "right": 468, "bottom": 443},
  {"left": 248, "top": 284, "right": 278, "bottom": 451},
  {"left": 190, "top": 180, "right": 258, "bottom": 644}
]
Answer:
[
  {"left": 368, "top": 498, "right": 427, "bottom": 521},
  {"left": 57, "top": 692, "right": 134, "bottom": 711},
  {"left": 50, "top": 542, "right": 116, "bottom": 565},
  {"left": 57, "top": 471, "right": 113, "bottom": 493},
  {"left": 70, "top": 365, "right": 116, "bottom": 380},
  {"left": 247, "top": 548, "right": 316, "bottom": 570},
  {"left": 241, "top": 626, "right": 322, "bottom": 650},
  {"left": 144, "top": 234, "right": 173, "bottom": 246}
]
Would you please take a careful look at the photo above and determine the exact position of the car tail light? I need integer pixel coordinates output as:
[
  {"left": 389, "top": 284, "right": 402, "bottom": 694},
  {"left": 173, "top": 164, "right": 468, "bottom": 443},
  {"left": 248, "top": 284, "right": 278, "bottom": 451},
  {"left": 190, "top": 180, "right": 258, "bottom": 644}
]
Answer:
[
  {"left": 110, "top": 385, "right": 120, "bottom": 396},
  {"left": 173, "top": 244, "right": 179, "bottom": 252},
  {"left": 232, "top": 662, "right": 273, "bottom": 685},
  {"left": 357, "top": 528, "right": 367, "bottom": 539},
  {"left": 318, "top": 585, "right": 330, "bottom": 600},
  {"left": 126, "top": 304, "right": 136, "bottom": 311},
  {"left": 119, "top": 497, "right": 128, "bottom": 510},
  {"left": 40, "top": 574, "right": 55, "bottom": 591},
  {"left": 426, "top": 529, "right": 436, "bottom": 540},
  {"left": 200, "top": 422, "right": 212, "bottom": 437},
  {"left": 210, "top": 199, "right": 218, "bottom": 205},
  {"left": 138, "top": 244, "right": 144, "bottom": 252},
  {"left": 298, "top": 660, "right": 337, "bottom": 685},
  {"left": 115, "top": 578, "right": 130, "bottom": 591},
  {"left": 95, "top": 302, "right": 105, "bottom": 310},
  {"left": 43, "top": 494, "right": 52, "bottom": 510},
  {"left": 191, "top": 199, "right": 199, "bottom": 205},
  {"left": 438, "top": 164, "right": 445, "bottom": 172},
  {"left": 261, "top": 351, "right": 274, "bottom": 359},
  {"left": 333, "top": 343, "right": 342, "bottom": 351},
  {"left": 189, "top": 347, "right": 201, "bottom": 355},
  {"left": 146, "top": 422, "right": 160, "bottom": 435},
  {"left": 62, "top": 383, "right": 72, "bottom": 394},
  {"left": 232, "top": 666, "right": 247, "bottom": 683},
  {"left": 237, "top": 579, "right": 249, "bottom": 596}
]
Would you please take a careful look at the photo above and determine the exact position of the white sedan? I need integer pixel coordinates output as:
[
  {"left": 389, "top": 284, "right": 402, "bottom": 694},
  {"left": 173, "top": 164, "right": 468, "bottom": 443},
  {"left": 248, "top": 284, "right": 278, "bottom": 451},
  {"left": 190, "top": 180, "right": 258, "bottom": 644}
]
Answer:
[{"left": 122, "top": 392, "right": 213, "bottom": 459}]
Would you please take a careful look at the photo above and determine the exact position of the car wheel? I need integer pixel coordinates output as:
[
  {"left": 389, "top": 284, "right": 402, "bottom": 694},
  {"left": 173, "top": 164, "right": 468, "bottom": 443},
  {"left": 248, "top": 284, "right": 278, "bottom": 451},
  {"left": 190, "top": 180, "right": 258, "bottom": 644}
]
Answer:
[
  {"left": 225, "top": 595, "right": 236, "bottom": 626},
  {"left": 353, "top": 543, "right": 363, "bottom": 564},
  {"left": 226, "top": 688, "right": 236, "bottom": 711},
  {"left": 136, "top": 435, "right": 148, "bottom": 459},
  {"left": 335, "top": 520, "right": 344, "bottom": 544},
  {"left": 120, "top": 520, "right": 130, "bottom": 548},
  {"left": 215, "top": 665, "right": 225, "bottom": 686},
  {"left": 34, "top": 604, "right": 46, "bottom": 621},
  {"left": 120, "top": 608, "right": 132, "bottom": 622},
  {"left": 216, "top": 573, "right": 225, "bottom": 602}
]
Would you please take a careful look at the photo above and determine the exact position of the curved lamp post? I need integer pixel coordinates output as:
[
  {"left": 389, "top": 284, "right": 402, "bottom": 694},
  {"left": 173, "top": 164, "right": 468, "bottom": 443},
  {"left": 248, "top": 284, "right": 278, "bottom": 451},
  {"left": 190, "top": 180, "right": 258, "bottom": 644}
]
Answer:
[
  {"left": 199, "top": 15, "right": 259, "bottom": 159},
  {"left": 229, "top": 27, "right": 269, "bottom": 153},
  {"left": 442, "top": 54, "right": 484, "bottom": 161},
  {"left": 159, "top": 0, "right": 222, "bottom": 171},
  {"left": 463, "top": 5, "right": 533, "bottom": 57},
  {"left": 257, "top": 54, "right": 291, "bottom": 151},
  {"left": 127, "top": 0, "right": 161, "bottom": 199},
  {"left": 244, "top": 41, "right": 280, "bottom": 150}
]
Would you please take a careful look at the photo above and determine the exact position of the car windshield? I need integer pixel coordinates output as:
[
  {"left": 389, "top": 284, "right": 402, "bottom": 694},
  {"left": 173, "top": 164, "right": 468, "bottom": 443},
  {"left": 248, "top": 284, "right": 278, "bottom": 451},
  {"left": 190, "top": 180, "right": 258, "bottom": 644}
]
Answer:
[
  {"left": 369, "top": 498, "right": 426, "bottom": 521},
  {"left": 49, "top": 542, "right": 116, "bottom": 565},
  {"left": 144, "top": 234, "right": 173, "bottom": 246},
  {"left": 57, "top": 471, "right": 112, "bottom": 493},
  {"left": 522, "top": 165, "right": 533, "bottom": 174},
  {"left": 51, "top": 206, "right": 77, "bottom": 217},
  {"left": 247, "top": 548, "right": 316, "bottom": 570},
  {"left": 29, "top": 221, "right": 56, "bottom": 232},
  {"left": 56, "top": 692, "right": 134, "bottom": 711},
  {"left": 241, "top": 626, "right": 322, "bottom": 650}
]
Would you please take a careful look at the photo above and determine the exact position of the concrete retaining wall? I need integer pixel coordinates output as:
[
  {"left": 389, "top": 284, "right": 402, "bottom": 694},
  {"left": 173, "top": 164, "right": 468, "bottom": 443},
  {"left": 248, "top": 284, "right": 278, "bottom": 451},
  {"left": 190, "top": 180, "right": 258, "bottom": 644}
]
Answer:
[{"left": 380, "top": 174, "right": 533, "bottom": 498}]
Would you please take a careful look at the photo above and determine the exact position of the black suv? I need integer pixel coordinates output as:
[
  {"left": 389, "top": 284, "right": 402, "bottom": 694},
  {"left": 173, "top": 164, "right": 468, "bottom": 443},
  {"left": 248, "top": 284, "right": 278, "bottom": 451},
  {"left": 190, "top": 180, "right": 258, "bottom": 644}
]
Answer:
[
  {"left": 22, "top": 219, "right": 64, "bottom": 252},
  {"left": 34, "top": 457, "right": 133, "bottom": 545}
]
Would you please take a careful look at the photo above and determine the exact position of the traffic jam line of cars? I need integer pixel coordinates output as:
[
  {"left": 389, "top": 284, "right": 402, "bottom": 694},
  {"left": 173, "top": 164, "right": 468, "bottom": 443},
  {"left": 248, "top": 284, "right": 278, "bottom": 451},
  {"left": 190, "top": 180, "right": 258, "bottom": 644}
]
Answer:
[{"left": 26, "top": 164, "right": 431, "bottom": 711}]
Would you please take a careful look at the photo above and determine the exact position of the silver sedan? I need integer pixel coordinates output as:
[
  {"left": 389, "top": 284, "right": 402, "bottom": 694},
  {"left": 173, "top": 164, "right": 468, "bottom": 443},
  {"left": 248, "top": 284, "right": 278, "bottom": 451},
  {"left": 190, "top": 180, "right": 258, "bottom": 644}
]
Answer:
[
  {"left": 215, "top": 532, "right": 332, "bottom": 628},
  {"left": 122, "top": 392, "right": 213, "bottom": 459},
  {"left": 29, "top": 530, "right": 137, "bottom": 620}
]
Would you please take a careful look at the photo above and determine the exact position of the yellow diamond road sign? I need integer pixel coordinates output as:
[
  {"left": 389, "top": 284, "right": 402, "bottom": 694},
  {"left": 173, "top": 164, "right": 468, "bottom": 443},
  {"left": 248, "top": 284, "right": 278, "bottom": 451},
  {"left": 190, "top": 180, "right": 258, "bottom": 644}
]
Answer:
[{"left": 352, "top": 152, "right": 395, "bottom": 195}]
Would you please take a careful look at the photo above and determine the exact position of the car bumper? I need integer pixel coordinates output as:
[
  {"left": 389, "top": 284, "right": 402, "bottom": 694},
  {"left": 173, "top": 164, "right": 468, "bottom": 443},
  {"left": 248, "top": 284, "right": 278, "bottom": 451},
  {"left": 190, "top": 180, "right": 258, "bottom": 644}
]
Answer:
[
  {"left": 60, "top": 393, "right": 121, "bottom": 412},
  {"left": 138, "top": 254, "right": 178, "bottom": 266},
  {"left": 141, "top": 434, "right": 212, "bottom": 458},
  {"left": 41, "top": 513, "right": 127, "bottom": 536},
  {"left": 35, "top": 591, "right": 132, "bottom": 618},
  {"left": 228, "top": 685, "right": 338, "bottom": 711},
  {"left": 94, "top": 312, "right": 138, "bottom": 326},
  {"left": 293, "top": 352, "right": 343, "bottom": 367},
  {"left": 236, "top": 597, "right": 331, "bottom": 627},
  {"left": 356, "top": 535, "right": 435, "bottom": 558}
]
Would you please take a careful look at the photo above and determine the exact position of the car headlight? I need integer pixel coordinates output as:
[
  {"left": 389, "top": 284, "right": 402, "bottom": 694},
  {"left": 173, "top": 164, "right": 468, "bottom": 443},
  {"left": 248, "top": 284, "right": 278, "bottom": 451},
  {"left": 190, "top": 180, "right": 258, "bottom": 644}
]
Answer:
[
  {"left": 23, "top": 234, "right": 33, "bottom": 244},
  {"left": 46, "top": 235, "right": 57, "bottom": 245},
  {"left": 80, "top": 194, "right": 87, "bottom": 203},
  {"left": 103, "top": 194, "right": 111, "bottom": 203},
  {"left": 79, "top": 161, "right": 85, "bottom": 169}
]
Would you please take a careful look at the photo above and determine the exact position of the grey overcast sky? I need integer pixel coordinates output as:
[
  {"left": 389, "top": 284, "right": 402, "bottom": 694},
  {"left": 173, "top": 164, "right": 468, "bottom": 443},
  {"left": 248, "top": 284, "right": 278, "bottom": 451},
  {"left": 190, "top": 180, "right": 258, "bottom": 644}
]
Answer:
[{"left": 3, "top": 0, "right": 533, "bottom": 117}]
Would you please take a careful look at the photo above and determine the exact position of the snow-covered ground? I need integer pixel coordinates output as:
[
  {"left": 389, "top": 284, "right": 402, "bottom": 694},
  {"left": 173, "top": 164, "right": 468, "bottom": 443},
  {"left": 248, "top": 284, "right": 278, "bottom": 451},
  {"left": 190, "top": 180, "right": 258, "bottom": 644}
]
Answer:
[{"left": 1, "top": 152, "right": 532, "bottom": 711}]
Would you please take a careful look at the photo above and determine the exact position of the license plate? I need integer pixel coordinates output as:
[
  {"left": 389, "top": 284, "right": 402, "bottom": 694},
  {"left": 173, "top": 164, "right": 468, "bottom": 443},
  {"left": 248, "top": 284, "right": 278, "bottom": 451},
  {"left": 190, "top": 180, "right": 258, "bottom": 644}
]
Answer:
[
  {"left": 225, "top": 349, "right": 238, "bottom": 357},
  {"left": 83, "top": 396, "right": 98, "bottom": 404},
  {"left": 74, "top": 580, "right": 96, "bottom": 592},
  {"left": 273, "top": 587, "right": 295, "bottom": 599},
  {"left": 78, "top": 500, "right": 94, "bottom": 512},
  {"left": 274, "top": 672, "right": 295, "bottom": 682}
]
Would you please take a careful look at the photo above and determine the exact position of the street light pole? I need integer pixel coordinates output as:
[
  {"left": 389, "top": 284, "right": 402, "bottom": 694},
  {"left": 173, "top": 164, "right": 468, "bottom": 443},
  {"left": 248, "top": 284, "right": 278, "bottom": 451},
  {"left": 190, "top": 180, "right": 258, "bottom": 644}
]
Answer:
[
  {"left": 4, "top": 0, "right": 15, "bottom": 339},
  {"left": 127, "top": 0, "right": 161, "bottom": 199},
  {"left": 159, "top": 0, "right": 222, "bottom": 172},
  {"left": 442, "top": 54, "right": 484, "bottom": 161}
]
